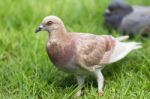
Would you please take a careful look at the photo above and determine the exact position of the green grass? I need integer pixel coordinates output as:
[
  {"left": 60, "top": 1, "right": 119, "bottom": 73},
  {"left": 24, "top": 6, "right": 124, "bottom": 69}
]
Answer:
[{"left": 0, "top": 0, "right": 150, "bottom": 98}]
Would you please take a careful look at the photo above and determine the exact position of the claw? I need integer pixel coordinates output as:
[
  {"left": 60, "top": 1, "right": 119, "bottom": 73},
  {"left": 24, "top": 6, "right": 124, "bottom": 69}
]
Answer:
[
  {"left": 98, "top": 91, "right": 104, "bottom": 96},
  {"left": 76, "top": 90, "right": 82, "bottom": 97}
]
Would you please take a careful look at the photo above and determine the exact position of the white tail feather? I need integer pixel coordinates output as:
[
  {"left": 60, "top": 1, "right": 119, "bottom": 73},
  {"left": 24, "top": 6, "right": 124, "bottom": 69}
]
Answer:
[
  {"left": 108, "top": 42, "right": 142, "bottom": 63},
  {"left": 132, "top": 42, "right": 142, "bottom": 50},
  {"left": 115, "top": 36, "right": 129, "bottom": 41}
]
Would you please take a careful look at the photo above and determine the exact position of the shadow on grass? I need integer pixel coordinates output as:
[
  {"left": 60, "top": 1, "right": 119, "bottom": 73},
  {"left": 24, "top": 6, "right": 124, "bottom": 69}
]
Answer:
[
  {"left": 56, "top": 75, "right": 77, "bottom": 88},
  {"left": 46, "top": 60, "right": 125, "bottom": 89},
  {"left": 103, "top": 61, "right": 123, "bottom": 79}
]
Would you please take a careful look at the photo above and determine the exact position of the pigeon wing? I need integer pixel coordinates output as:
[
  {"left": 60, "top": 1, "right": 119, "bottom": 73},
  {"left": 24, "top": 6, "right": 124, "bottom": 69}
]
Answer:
[{"left": 74, "top": 34, "right": 116, "bottom": 71}]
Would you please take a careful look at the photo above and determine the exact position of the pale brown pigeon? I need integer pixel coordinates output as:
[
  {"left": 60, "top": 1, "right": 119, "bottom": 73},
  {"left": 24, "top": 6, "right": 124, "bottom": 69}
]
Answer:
[{"left": 35, "top": 15, "right": 142, "bottom": 96}]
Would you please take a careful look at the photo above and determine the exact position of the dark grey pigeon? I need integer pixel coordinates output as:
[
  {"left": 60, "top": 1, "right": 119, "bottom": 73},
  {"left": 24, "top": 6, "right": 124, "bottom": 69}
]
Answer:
[{"left": 104, "top": 1, "right": 150, "bottom": 37}]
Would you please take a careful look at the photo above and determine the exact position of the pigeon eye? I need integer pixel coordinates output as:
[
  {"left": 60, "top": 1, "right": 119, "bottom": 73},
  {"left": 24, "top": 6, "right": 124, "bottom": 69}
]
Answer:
[{"left": 46, "top": 21, "right": 53, "bottom": 26}]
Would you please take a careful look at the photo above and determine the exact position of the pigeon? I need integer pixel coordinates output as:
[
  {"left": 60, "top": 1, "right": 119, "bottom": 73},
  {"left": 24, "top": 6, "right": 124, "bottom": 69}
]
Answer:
[
  {"left": 104, "top": 0, "right": 150, "bottom": 37},
  {"left": 35, "top": 15, "right": 142, "bottom": 96}
]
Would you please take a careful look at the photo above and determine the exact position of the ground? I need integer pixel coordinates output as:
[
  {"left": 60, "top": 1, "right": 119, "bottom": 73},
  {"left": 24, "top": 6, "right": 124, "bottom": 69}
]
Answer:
[{"left": 0, "top": 0, "right": 150, "bottom": 99}]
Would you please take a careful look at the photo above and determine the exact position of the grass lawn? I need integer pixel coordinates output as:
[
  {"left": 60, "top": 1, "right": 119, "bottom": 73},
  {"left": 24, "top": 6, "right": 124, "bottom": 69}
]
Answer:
[{"left": 0, "top": 0, "right": 150, "bottom": 98}]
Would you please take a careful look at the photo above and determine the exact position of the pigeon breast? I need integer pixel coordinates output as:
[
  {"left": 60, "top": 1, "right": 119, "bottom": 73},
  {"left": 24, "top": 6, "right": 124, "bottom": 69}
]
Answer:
[{"left": 46, "top": 38, "right": 77, "bottom": 67}]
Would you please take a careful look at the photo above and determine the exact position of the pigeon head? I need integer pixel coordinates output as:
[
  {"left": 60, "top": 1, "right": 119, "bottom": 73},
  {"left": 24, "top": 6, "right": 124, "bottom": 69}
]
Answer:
[
  {"left": 35, "top": 15, "right": 65, "bottom": 33},
  {"left": 104, "top": 2, "right": 133, "bottom": 29}
]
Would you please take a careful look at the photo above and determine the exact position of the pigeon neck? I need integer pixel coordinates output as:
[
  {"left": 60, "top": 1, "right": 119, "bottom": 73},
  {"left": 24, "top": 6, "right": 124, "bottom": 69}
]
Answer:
[{"left": 48, "top": 27, "right": 68, "bottom": 42}]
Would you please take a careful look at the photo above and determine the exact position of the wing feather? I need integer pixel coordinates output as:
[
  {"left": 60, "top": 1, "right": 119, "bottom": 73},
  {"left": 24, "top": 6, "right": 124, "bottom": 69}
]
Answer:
[{"left": 74, "top": 34, "right": 116, "bottom": 71}]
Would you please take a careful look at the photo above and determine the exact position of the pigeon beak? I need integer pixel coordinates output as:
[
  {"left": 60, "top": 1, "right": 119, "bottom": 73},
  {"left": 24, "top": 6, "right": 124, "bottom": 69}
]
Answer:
[
  {"left": 103, "top": 9, "right": 110, "bottom": 16},
  {"left": 35, "top": 25, "right": 44, "bottom": 33},
  {"left": 105, "top": 9, "right": 110, "bottom": 13}
]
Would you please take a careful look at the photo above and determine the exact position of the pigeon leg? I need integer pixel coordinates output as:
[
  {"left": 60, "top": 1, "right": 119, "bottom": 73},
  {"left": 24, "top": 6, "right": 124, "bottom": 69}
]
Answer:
[
  {"left": 94, "top": 69, "right": 104, "bottom": 96},
  {"left": 75, "top": 75, "right": 86, "bottom": 97}
]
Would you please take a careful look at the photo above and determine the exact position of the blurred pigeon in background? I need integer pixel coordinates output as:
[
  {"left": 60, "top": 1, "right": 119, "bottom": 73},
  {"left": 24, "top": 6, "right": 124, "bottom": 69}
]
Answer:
[{"left": 104, "top": 0, "right": 150, "bottom": 37}]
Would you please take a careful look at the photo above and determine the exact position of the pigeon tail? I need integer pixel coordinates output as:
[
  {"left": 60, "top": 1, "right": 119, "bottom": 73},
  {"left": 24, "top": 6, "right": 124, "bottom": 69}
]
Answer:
[
  {"left": 130, "top": 42, "right": 142, "bottom": 50},
  {"left": 115, "top": 35, "right": 129, "bottom": 41},
  {"left": 108, "top": 41, "right": 142, "bottom": 63}
]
